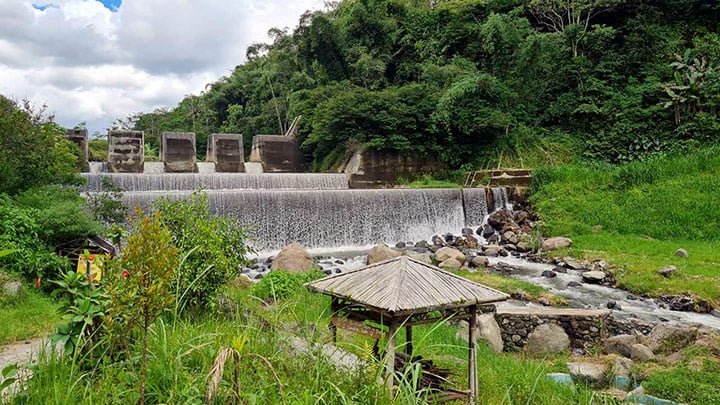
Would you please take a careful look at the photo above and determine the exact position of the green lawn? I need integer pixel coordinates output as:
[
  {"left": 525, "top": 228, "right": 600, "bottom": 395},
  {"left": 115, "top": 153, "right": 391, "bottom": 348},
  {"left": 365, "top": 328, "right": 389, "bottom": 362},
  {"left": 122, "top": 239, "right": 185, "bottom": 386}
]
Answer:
[{"left": 0, "top": 288, "right": 60, "bottom": 345}]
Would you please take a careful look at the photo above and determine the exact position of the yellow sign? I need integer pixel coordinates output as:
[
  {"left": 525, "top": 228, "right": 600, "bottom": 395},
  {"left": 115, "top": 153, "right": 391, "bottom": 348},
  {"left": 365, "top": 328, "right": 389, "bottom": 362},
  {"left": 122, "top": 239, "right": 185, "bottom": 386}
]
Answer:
[{"left": 77, "top": 254, "right": 104, "bottom": 282}]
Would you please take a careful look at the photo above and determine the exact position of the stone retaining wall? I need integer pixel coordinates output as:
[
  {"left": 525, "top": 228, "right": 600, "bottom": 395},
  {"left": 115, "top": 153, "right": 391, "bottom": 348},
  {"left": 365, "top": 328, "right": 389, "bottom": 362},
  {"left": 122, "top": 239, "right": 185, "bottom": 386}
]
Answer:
[{"left": 493, "top": 308, "right": 610, "bottom": 351}]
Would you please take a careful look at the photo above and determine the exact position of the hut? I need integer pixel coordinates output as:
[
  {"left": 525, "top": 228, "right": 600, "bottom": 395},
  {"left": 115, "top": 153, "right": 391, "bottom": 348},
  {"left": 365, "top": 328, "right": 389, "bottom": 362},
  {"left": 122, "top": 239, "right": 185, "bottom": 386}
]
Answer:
[{"left": 306, "top": 256, "right": 509, "bottom": 403}]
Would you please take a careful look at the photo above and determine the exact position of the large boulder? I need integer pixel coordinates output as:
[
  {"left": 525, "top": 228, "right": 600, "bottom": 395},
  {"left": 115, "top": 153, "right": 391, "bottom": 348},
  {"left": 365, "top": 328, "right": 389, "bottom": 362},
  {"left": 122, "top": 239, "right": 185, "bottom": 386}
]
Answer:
[
  {"left": 487, "top": 209, "right": 513, "bottom": 230},
  {"left": 582, "top": 271, "right": 606, "bottom": 284},
  {"left": 541, "top": 237, "right": 573, "bottom": 252},
  {"left": 366, "top": 245, "right": 402, "bottom": 265},
  {"left": 434, "top": 247, "right": 466, "bottom": 264},
  {"left": 603, "top": 334, "right": 637, "bottom": 358},
  {"left": 526, "top": 324, "right": 570, "bottom": 354},
  {"left": 477, "top": 313, "right": 504, "bottom": 353},
  {"left": 567, "top": 362, "right": 607, "bottom": 387},
  {"left": 405, "top": 252, "right": 433, "bottom": 265},
  {"left": 270, "top": 244, "right": 314, "bottom": 273},
  {"left": 645, "top": 323, "right": 699, "bottom": 353},
  {"left": 630, "top": 343, "right": 655, "bottom": 362},
  {"left": 438, "top": 257, "right": 462, "bottom": 270}
]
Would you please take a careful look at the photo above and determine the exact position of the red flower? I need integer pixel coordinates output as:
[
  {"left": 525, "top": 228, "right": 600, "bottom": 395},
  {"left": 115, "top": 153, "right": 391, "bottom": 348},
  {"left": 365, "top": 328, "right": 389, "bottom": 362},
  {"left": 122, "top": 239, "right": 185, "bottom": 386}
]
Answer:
[
  {"left": 35, "top": 276, "right": 41, "bottom": 289},
  {"left": 122, "top": 270, "right": 129, "bottom": 278},
  {"left": 88, "top": 254, "right": 96, "bottom": 260}
]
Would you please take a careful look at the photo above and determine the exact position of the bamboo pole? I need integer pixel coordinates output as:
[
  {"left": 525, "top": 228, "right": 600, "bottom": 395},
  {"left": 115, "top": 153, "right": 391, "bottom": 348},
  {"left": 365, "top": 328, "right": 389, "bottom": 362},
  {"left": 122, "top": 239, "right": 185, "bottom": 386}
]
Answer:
[
  {"left": 468, "top": 306, "right": 478, "bottom": 404},
  {"left": 386, "top": 320, "right": 398, "bottom": 397},
  {"left": 405, "top": 325, "right": 413, "bottom": 356}
]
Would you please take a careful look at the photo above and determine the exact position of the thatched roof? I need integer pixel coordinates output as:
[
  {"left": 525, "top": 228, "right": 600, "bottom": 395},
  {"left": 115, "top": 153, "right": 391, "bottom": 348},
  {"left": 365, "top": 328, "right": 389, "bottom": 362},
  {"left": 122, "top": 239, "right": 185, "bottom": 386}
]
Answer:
[{"left": 306, "top": 256, "right": 509, "bottom": 316}]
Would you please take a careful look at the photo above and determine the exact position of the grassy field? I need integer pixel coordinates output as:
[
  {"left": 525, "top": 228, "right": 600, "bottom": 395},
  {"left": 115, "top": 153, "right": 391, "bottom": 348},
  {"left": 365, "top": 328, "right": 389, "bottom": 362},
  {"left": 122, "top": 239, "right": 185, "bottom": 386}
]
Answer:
[
  {"left": 530, "top": 146, "right": 720, "bottom": 306},
  {"left": 0, "top": 288, "right": 60, "bottom": 345}
]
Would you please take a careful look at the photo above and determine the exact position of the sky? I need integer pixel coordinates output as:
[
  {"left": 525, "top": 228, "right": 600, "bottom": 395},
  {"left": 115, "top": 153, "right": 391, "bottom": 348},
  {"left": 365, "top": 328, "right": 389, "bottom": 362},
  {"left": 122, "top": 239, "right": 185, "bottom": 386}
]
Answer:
[{"left": 0, "top": 0, "right": 326, "bottom": 135}]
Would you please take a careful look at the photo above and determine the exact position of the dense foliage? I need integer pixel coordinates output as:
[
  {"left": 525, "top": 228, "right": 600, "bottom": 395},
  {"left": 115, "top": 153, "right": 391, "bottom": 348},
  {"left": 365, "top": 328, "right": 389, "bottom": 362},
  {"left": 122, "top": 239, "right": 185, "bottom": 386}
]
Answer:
[
  {"left": 130, "top": 0, "right": 719, "bottom": 169},
  {"left": 151, "top": 192, "right": 255, "bottom": 310},
  {"left": 0, "top": 95, "right": 82, "bottom": 195}
]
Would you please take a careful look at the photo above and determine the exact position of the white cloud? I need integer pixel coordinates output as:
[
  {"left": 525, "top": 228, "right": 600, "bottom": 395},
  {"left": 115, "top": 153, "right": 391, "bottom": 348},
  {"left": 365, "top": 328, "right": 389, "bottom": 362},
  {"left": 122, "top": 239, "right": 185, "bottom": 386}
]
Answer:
[{"left": 0, "top": 0, "right": 326, "bottom": 134}]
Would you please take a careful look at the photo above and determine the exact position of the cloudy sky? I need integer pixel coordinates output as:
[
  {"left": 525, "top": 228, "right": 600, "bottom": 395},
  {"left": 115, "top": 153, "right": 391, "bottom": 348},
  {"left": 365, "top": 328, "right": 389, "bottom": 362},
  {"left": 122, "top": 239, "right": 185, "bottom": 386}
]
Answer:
[{"left": 0, "top": 0, "right": 326, "bottom": 135}]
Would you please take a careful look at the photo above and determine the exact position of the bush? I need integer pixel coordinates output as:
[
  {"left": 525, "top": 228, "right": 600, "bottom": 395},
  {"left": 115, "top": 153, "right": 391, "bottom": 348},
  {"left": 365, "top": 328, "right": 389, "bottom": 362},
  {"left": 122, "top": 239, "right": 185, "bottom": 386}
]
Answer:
[
  {"left": 152, "top": 191, "right": 255, "bottom": 311},
  {"left": 250, "top": 270, "right": 324, "bottom": 301}
]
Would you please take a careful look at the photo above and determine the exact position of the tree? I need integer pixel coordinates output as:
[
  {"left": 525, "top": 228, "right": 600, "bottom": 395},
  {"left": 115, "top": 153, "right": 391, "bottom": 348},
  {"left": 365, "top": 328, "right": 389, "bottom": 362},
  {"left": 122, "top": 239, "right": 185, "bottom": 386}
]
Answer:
[
  {"left": 662, "top": 50, "right": 718, "bottom": 126},
  {"left": 0, "top": 95, "right": 81, "bottom": 195},
  {"left": 527, "top": 0, "right": 623, "bottom": 58}
]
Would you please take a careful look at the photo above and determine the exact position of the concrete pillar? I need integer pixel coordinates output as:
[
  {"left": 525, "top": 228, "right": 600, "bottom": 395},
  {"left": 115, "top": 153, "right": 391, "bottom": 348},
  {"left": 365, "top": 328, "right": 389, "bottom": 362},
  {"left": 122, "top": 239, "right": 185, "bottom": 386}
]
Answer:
[
  {"left": 64, "top": 128, "right": 89, "bottom": 171},
  {"left": 206, "top": 133, "right": 244, "bottom": 172},
  {"left": 160, "top": 132, "right": 197, "bottom": 173},
  {"left": 249, "top": 135, "right": 306, "bottom": 172},
  {"left": 108, "top": 130, "right": 144, "bottom": 173}
]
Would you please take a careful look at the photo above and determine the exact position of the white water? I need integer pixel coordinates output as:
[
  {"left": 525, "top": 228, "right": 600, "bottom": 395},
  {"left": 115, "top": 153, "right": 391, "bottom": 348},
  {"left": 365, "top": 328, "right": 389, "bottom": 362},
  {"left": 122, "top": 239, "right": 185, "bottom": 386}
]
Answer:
[
  {"left": 121, "top": 188, "right": 479, "bottom": 251},
  {"left": 82, "top": 173, "right": 350, "bottom": 191},
  {"left": 486, "top": 257, "right": 720, "bottom": 329}
]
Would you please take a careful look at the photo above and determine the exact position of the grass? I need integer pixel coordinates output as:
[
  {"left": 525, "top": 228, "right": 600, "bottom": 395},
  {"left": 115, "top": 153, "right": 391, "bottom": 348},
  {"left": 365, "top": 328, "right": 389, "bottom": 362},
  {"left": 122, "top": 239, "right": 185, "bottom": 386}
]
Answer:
[
  {"left": 530, "top": 146, "right": 720, "bottom": 305},
  {"left": 12, "top": 284, "right": 604, "bottom": 404},
  {"left": 459, "top": 270, "right": 568, "bottom": 306},
  {"left": 0, "top": 288, "right": 60, "bottom": 345}
]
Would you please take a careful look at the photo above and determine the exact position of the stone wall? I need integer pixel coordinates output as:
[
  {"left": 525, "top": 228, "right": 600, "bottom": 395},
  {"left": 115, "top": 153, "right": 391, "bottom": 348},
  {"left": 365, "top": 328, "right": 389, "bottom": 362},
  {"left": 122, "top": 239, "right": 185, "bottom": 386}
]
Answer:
[
  {"left": 492, "top": 308, "right": 610, "bottom": 351},
  {"left": 207, "top": 133, "right": 244, "bottom": 172},
  {"left": 108, "top": 130, "right": 144, "bottom": 173},
  {"left": 160, "top": 132, "right": 197, "bottom": 173},
  {"left": 338, "top": 148, "right": 446, "bottom": 188}
]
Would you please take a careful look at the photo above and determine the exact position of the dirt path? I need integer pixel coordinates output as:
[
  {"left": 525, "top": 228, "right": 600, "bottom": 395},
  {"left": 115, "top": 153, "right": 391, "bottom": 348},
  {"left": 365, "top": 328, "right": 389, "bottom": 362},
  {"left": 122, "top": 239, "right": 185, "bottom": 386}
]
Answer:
[{"left": 0, "top": 337, "right": 44, "bottom": 371}]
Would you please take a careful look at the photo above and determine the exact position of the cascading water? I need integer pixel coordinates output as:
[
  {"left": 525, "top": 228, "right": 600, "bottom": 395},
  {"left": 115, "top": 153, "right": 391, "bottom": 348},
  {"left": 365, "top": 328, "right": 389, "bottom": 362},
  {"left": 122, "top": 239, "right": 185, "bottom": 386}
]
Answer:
[
  {"left": 462, "top": 188, "right": 490, "bottom": 228},
  {"left": 121, "top": 188, "right": 470, "bottom": 252},
  {"left": 82, "top": 173, "right": 350, "bottom": 192},
  {"left": 490, "top": 187, "right": 511, "bottom": 212}
]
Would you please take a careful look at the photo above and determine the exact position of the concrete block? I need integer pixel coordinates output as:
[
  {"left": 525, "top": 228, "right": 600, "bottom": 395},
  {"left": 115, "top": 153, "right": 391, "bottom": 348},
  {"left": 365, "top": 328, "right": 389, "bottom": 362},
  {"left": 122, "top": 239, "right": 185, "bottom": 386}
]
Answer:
[
  {"left": 249, "top": 135, "right": 305, "bottom": 173},
  {"left": 206, "top": 133, "right": 244, "bottom": 172},
  {"left": 108, "top": 130, "right": 144, "bottom": 173},
  {"left": 64, "top": 128, "right": 89, "bottom": 171},
  {"left": 161, "top": 132, "right": 197, "bottom": 173}
]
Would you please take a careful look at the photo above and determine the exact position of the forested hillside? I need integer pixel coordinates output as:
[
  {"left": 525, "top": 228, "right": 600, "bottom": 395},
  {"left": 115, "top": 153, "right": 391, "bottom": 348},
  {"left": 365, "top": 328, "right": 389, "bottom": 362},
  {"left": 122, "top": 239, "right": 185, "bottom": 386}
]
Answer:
[{"left": 131, "top": 0, "right": 720, "bottom": 170}]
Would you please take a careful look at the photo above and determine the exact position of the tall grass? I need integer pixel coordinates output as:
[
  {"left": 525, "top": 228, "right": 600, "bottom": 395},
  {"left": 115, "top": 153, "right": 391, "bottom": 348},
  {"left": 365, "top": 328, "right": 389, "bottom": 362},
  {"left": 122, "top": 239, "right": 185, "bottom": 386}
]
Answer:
[
  {"left": 0, "top": 288, "right": 59, "bottom": 345},
  {"left": 12, "top": 287, "right": 605, "bottom": 404}
]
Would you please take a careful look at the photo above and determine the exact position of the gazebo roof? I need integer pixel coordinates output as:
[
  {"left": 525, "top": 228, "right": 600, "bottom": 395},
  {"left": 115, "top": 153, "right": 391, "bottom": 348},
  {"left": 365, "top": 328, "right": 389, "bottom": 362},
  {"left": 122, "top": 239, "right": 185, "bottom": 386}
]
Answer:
[{"left": 306, "top": 255, "right": 509, "bottom": 316}]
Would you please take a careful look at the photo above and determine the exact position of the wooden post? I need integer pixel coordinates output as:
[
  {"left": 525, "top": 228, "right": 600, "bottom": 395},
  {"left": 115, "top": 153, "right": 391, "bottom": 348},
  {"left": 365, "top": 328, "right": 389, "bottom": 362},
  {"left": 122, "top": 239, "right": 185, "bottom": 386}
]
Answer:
[
  {"left": 405, "top": 325, "right": 413, "bottom": 356},
  {"left": 468, "top": 306, "right": 478, "bottom": 404},
  {"left": 386, "top": 319, "right": 398, "bottom": 397},
  {"left": 330, "top": 298, "right": 338, "bottom": 344}
]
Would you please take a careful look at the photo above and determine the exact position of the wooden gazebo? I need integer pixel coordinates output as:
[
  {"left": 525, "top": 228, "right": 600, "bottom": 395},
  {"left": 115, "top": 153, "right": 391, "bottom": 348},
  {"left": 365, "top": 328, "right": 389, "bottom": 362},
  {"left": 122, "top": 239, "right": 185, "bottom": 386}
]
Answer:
[{"left": 306, "top": 256, "right": 509, "bottom": 403}]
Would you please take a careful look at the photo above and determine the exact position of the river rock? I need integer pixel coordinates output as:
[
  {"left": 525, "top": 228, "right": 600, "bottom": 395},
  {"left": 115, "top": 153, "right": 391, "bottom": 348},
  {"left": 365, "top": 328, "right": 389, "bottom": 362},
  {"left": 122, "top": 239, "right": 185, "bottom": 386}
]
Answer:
[
  {"left": 711, "top": 309, "right": 720, "bottom": 319},
  {"left": 604, "top": 334, "right": 637, "bottom": 357},
  {"left": 552, "top": 266, "right": 567, "bottom": 274},
  {"left": 515, "top": 241, "right": 531, "bottom": 253},
  {"left": 395, "top": 241, "right": 406, "bottom": 249},
  {"left": 645, "top": 323, "right": 698, "bottom": 353},
  {"left": 567, "top": 362, "right": 607, "bottom": 386},
  {"left": 465, "top": 234, "right": 479, "bottom": 249},
  {"left": 405, "top": 252, "right": 433, "bottom": 265},
  {"left": 526, "top": 324, "right": 570, "bottom": 354},
  {"left": 582, "top": 271, "right": 606, "bottom": 284},
  {"left": 477, "top": 313, "right": 504, "bottom": 353},
  {"left": 270, "top": 244, "right": 314, "bottom": 273},
  {"left": 611, "top": 356, "right": 634, "bottom": 378},
  {"left": 567, "top": 281, "right": 582, "bottom": 288},
  {"left": 542, "top": 237, "right": 573, "bottom": 252},
  {"left": 486, "top": 234, "right": 500, "bottom": 244},
  {"left": 431, "top": 235, "right": 445, "bottom": 246},
  {"left": 470, "top": 256, "right": 490, "bottom": 268},
  {"left": 435, "top": 247, "right": 466, "bottom": 263},
  {"left": 415, "top": 240, "right": 430, "bottom": 249},
  {"left": 367, "top": 245, "right": 402, "bottom": 264},
  {"left": 480, "top": 224, "right": 495, "bottom": 238},
  {"left": 657, "top": 265, "right": 677, "bottom": 278},
  {"left": 674, "top": 248, "right": 689, "bottom": 258},
  {"left": 461, "top": 228, "right": 474, "bottom": 236},
  {"left": 483, "top": 244, "right": 503, "bottom": 257},
  {"left": 541, "top": 270, "right": 557, "bottom": 278},
  {"left": 501, "top": 231, "right": 519, "bottom": 245},
  {"left": 630, "top": 344, "right": 655, "bottom": 362},
  {"left": 487, "top": 209, "right": 513, "bottom": 230},
  {"left": 439, "top": 257, "right": 462, "bottom": 270}
]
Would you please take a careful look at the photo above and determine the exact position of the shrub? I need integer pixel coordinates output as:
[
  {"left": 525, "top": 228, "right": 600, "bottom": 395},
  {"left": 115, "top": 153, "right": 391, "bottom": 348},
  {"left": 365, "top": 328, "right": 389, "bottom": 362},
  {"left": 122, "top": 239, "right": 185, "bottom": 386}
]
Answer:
[
  {"left": 152, "top": 191, "right": 255, "bottom": 311},
  {"left": 250, "top": 270, "right": 324, "bottom": 301}
]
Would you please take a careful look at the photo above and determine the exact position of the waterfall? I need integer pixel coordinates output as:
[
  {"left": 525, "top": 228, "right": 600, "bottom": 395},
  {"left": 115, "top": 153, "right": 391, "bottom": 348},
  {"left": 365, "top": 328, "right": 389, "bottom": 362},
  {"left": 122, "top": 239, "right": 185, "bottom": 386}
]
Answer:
[
  {"left": 82, "top": 173, "right": 350, "bottom": 192},
  {"left": 462, "top": 188, "right": 489, "bottom": 228},
  {"left": 490, "top": 187, "right": 511, "bottom": 212},
  {"left": 121, "top": 188, "right": 468, "bottom": 251}
]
